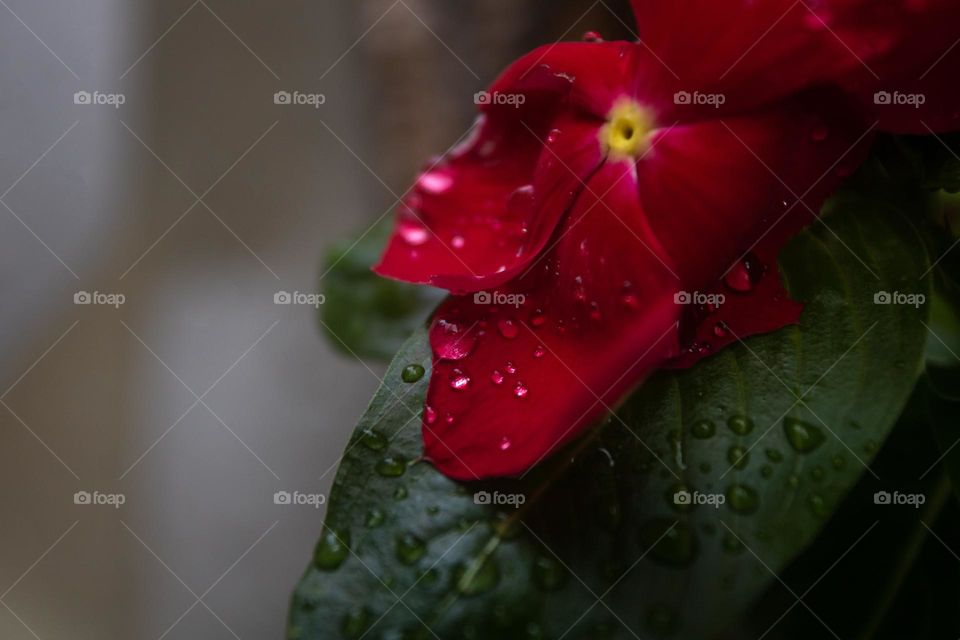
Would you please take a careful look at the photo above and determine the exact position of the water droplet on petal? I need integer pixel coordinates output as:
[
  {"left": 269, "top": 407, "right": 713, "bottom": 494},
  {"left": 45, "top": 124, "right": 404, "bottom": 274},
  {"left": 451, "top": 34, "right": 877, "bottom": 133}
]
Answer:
[
  {"left": 432, "top": 320, "right": 477, "bottom": 361},
  {"left": 505, "top": 361, "right": 517, "bottom": 374},
  {"left": 499, "top": 436, "right": 512, "bottom": 450},
  {"left": 449, "top": 370, "right": 471, "bottom": 391},
  {"left": 399, "top": 221, "right": 429, "bottom": 246},
  {"left": 513, "top": 382, "right": 529, "bottom": 398},
  {"left": 691, "top": 420, "right": 716, "bottom": 439},
  {"left": 418, "top": 171, "right": 453, "bottom": 194},
  {"left": 582, "top": 30, "right": 604, "bottom": 42},
  {"left": 490, "top": 370, "right": 504, "bottom": 385},
  {"left": 532, "top": 345, "right": 545, "bottom": 359},
  {"left": 424, "top": 405, "right": 437, "bottom": 424},
  {"left": 713, "top": 321, "right": 729, "bottom": 338},
  {"left": 497, "top": 318, "right": 519, "bottom": 339},
  {"left": 724, "top": 253, "right": 764, "bottom": 292},
  {"left": 451, "top": 235, "right": 465, "bottom": 249},
  {"left": 530, "top": 309, "right": 547, "bottom": 327}
]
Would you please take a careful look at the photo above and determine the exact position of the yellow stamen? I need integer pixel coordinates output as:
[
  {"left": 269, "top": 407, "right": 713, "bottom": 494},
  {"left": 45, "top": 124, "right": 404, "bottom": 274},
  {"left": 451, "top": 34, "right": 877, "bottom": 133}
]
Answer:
[{"left": 599, "top": 99, "right": 656, "bottom": 160}]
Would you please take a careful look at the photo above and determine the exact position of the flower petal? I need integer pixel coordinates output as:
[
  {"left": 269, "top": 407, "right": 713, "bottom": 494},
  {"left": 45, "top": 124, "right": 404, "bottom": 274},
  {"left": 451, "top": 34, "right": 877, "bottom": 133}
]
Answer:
[
  {"left": 374, "top": 44, "right": 631, "bottom": 292},
  {"left": 422, "top": 162, "right": 681, "bottom": 480}
]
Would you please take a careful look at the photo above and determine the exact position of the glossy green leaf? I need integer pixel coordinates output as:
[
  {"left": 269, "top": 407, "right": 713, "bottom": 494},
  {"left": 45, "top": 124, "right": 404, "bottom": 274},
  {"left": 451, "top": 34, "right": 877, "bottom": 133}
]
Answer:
[{"left": 291, "top": 191, "right": 931, "bottom": 639}]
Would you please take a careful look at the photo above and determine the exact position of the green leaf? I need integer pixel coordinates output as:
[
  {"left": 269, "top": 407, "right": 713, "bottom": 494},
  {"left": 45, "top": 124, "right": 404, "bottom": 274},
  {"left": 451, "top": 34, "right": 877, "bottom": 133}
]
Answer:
[
  {"left": 290, "top": 193, "right": 931, "bottom": 640},
  {"left": 320, "top": 219, "right": 444, "bottom": 361}
]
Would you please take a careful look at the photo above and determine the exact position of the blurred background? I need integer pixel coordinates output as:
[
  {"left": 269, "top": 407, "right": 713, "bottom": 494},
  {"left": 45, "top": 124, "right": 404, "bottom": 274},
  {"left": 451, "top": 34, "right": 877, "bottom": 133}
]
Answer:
[{"left": 0, "top": 1, "right": 633, "bottom": 637}]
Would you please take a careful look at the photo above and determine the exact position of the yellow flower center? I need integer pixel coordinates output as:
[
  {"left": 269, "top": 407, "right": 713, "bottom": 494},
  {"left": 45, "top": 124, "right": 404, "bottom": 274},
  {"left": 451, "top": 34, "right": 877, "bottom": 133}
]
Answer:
[{"left": 600, "top": 99, "right": 655, "bottom": 160}]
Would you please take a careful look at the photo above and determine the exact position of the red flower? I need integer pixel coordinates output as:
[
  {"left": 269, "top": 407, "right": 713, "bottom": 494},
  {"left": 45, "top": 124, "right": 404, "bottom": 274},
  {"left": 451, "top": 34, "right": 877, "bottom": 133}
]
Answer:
[{"left": 374, "top": 0, "right": 960, "bottom": 480}]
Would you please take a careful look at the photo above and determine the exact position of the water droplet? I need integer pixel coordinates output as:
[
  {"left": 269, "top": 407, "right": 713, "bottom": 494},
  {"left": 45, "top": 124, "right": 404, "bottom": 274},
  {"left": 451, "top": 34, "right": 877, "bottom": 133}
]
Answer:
[
  {"left": 490, "top": 370, "right": 504, "bottom": 385},
  {"left": 811, "top": 466, "right": 825, "bottom": 482},
  {"left": 395, "top": 532, "right": 427, "bottom": 565},
  {"left": 727, "top": 415, "right": 754, "bottom": 436},
  {"left": 726, "top": 484, "right": 759, "bottom": 514},
  {"left": 432, "top": 320, "right": 476, "bottom": 361},
  {"left": 418, "top": 171, "right": 452, "bottom": 194},
  {"left": 505, "top": 362, "right": 517, "bottom": 374},
  {"left": 809, "top": 492, "right": 828, "bottom": 518},
  {"left": 454, "top": 557, "right": 500, "bottom": 595},
  {"left": 533, "top": 555, "right": 566, "bottom": 591},
  {"left": 691, "top": 420, "right": 716, "bottom": 439},
  {"left": 784, "top": 418, "right": 825, "bottom": 453},
  {"left": 340, "top": 606, "right": 372, "bottom": 639},
  {"left": 728, "top": 445, "right": 749, "bottom": 469},
  {"left": 376, "top": 455, "right": 407, "bottom": 477},
  {"left": 530, "top": 309, "right": 547, "bottom": 327},
  {"left": 497, "top": 318, "right": 519, "bottom": 339},
  {"left": 499, "top": 436, "right": 512, "bottom": 450},
  {"left": 582, "top": 30, "right": 604, "bottom": 42},
  {"left": 765, "top": 448, "right": 783, "bottom": 462},
  {"left": 424, "top": 405, "right": 437, "bottom": 424},
  {"left": 401, "top": 363, "right": 425, "bottom": 383},
  {"left": 398, "top": 221, "right": 429, "bottom": 246},
  {"left": 724, "top": 253, "right": 764, "bottom": 292},
  {"left": 449, "top": 370, "right": 471, "bottom": 391},
  {"left": 532, "top": 345, "right": 545, "bottom": 359},
  {"left": 713, "top": 321, "right": 729, "bottom": 338},
  {"left": 513, "top": 382, "right": 529, "bottom": 398},
  {"left": 365, "top": 509, "right": 385, "bottom": 528},
  {"left": 359, "top": 428, "right": 388, "bottom": 451},
  {"left": 393, "top": 485, "right": 408, "bottom": 500},
  {"left": 638, "top": 520, "right": 699, "bottom": 567},
  {"left": 451, "top": 234, "right": 465, "bottom": 249},
  {"left": 314, "top": 528, "right": 350, "bottom": 570}
]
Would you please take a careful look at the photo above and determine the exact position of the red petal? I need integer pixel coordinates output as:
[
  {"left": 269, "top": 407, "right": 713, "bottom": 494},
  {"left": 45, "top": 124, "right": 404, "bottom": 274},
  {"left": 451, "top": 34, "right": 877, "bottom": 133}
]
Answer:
[
  {"left": 630, "top": 0, "right": 960, "bottom": 119},
  {"left": 637, "top": 89, "right": 873, "bottom": 291},
  {"left": 422, "top": 162, "right": 681, "bottom": 480},
  {"left": 374, "top": 43, "right": 632, "bottom": 292}
]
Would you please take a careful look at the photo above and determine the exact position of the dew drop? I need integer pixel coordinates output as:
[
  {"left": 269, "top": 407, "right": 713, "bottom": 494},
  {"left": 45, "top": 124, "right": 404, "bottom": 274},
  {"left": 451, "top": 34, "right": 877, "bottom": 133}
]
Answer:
[
  {"left": 765, "top": 448, "right": 783, "bottom": 463},
  {"left": 809, "top": 492, "right": 828, "bottom": 518},
  {"left": 376, "top": 455, "right": 407, "bottom": 477},
  {"left": 530, "top": 309, "right": 547, "bottom": 327},
  {"left": 532, "top": 345, "right": 546, "bottom": 359},
  {"left": 314, "top": 528, "right": 350, "bottom": 570},
  {"left": 499, "top": 436, "right": 512, "bottom": 450},
  {"left": 340, "top": 606, "right": 372, "bottom": 639},
  {"left": 505, "top": 361, "right": 517, "bottom": 374},
  {"left": 724, "top": 253, "right": 764, "bottom": 292},
  {"left": 727, "top": 415, "right": 754, "bottom": 436},
  {"left": 490, "top": 370, "right": 504, "bottom": 385},
  {"left": 393, "top": 485, "right": 408, "bottom": 500},
  {"left": 424, "top": 405, "right": 437, "bottom": 425},
  {"left": 364, "top": 509, "right": 385, "bottom": 528},
  {"left": 449, "top": 370, "right": 471, "bottom": 391},
  {"left": 513, "top": 382, "right": 529, "bottom": 398},
  {"left": 497, "top": 318, "right": 520, "bottom": 339},
  {"left": 726, "top": 484, "right": 759, "bottom": 514},
  {"left": 395, "top": 532, "right": 427, "bottom": 565},
  {"left": 582, "top": 30, "right": 604, "bottom": 42},
  {"left": 418, "top": 171, "right": 452, "bottom": 194},
  {"left": 691, "top": 419, "right": 716, "bottom": 439},
  {"left": 432, "top": 320, "right": 476, "bottom": 361},
  {"left": 401, "top": 363, "right": 425, "bottom": 383},
  {"left": 454, "top": 557, "right": 500, "bottom": 595},
  {"left": 713, "top": 321, "right": 729, "bottom": 338},
  {"left": 398, "top": 221, "right": 429, "bottom": 246},
  {"left": 728, "top": 445, "right": 749, "bottom": 470},
  {"left": 783, "top": 417, "right": 825, "bottom": 453},
  {"left": 359, "top": 427, "right": 388, "bottom": 451}
]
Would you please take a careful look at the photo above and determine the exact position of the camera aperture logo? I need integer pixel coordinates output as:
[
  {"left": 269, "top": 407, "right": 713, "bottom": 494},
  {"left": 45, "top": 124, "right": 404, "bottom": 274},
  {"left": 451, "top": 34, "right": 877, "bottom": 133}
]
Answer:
[
  {"left": 873, "top": 90, "right": 926, "bottom": 109},
  {"left": 673, "top": 490, "right": 725, "bottom": 508},
  {"left": 474, "top": 490, "right": 526, "bottom": 508},
  {"left": 473, "top": 291, "right": 525, "bottom": 308},
  {"left": 873, "top": 290, "right": 925, "bottom": 308},
  {"left": 74, "top": 90, "right": 125, "bottom": 108},
  {"left": 274, "top": 290, "right": 325, "bottom": 308},
  {"left": 74, "top": 490, "right": 126, "bottom": 509},
  {"left": 274, "top": 90, "right": 326, "bottom": 109},
  {"left": 474, "top": 91, "right": 526, "bottom": 108},
  {"left": 673, "top": 90, "right": 726, "bottom": 108},
  {"left": 873, "top": 490, "right": 925, "bottom": 508},
  {"left": 673, "top": 290, "right": 725, "bottom": 306},
  {"left": 273, "top": 490, "right": 326, "bottom": 508},
  {"left": 74, "top": 291, "right": 125, "bottom": 308}
]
